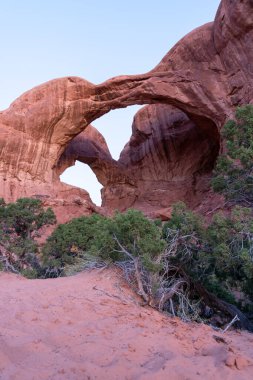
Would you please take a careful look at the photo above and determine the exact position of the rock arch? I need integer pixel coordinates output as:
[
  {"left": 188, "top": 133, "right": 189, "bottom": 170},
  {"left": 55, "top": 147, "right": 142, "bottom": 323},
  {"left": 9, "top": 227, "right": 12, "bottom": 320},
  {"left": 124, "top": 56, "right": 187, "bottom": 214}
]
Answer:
[{"left": 0, "top": 0, "right": 252, "bottom": 220}]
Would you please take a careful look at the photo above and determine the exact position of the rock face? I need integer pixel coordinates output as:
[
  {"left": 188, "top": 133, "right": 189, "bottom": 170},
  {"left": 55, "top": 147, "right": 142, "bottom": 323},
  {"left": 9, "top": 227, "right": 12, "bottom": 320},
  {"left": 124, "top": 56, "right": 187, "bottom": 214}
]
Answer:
[
  {"left": 100, "top": 104, "right": 219, "bottom": 214},
  {"left": 56, "top": 124, "right": 113, "bottom": 185},
  {"left": 0, "top": 0, "right": 252, "bottom": 219}
]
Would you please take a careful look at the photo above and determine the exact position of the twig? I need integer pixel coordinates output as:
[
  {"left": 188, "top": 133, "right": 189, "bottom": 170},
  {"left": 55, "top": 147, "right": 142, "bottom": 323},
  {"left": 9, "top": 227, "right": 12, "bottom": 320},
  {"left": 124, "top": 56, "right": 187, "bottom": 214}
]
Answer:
[
  {"left": 113, "top": 234, "right": 149, "bottom": 303},
  {"left": 92, "top": 286, "right": 129, "bottom": 304},
  {"left": 0, "top": 256, "right": 19, "bottom": 274},
  {"left": 170, "top": 298, "right": 175, "bottom": 317},
  {"left": 222, "top": 314, "right": 240, "bottom": 333},
  {"left": 0, "top": 243, "right": 19, "bottom": 274},
  {"left": 158, "top": 280, "right": 185, "bottom": 311}
]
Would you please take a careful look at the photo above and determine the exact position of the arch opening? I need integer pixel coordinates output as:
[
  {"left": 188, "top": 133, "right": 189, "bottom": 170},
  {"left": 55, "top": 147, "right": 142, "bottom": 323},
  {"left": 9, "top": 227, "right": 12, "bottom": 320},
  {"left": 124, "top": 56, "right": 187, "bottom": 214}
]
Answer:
[
  {"left": 60, "top": 161, "right": 103, "bottom": 206},
  {"left": 92, "top": 105, "right": 142, "bottom": 160}
]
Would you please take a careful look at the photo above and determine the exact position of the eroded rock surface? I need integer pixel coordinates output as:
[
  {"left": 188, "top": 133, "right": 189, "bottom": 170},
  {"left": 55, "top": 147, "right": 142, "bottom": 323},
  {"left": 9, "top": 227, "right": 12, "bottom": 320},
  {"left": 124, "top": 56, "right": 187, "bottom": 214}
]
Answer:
[
  {"left": 101, "top": 104, "right": 220, "bottom": 214},
  {"left": 0, "top": 0, "right": 252, "bottom": 219}
]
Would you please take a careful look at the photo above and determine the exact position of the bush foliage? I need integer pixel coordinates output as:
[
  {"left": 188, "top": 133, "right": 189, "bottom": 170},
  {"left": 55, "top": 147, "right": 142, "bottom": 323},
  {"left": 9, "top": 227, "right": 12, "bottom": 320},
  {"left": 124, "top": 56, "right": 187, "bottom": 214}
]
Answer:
[
  {"left": 0, "top": 198, "right": 56, "bottom": 275},
  {"left": 212, "top": 105, "right": 253, "bottom": 206},
  {"left": 41, "top": 201, "right": 253, "bottom": 328},
  {"left": 163, "top": 202, "right": 253, "bottom": 307},
  {"left": 42, "top": 210, "right": 165, "bottom": 272}
]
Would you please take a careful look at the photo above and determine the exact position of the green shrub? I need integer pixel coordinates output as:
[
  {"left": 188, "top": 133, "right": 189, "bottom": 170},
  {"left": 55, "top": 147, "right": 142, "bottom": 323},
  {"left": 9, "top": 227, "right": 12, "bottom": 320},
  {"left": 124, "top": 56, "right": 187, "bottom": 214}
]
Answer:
[
  {"left": 0, "top": 198, "right": 55, "bottom": 239},
  {"left": 162, "top": 202, "right": 253, "bottom": 309},
  {"left": 89, "top": 209, "right": 165, "bottom": 269},
  {"left": 42, "top": 213, "right": 104, "bottom": 267},
  {"left": 42, "top": 201, "right": 253, "bottom": 329},
  {"left": 212, "top": 105, "right": 253, "bottom": 206},
  {"left": 0, "top": 198, "right": 56, "bottom": 274},
  {"left": 162, "top": 202, "right": 209, "bottom": 281},
  {"left": 42, "top": 209, "right": 165, "bottom": 272}
]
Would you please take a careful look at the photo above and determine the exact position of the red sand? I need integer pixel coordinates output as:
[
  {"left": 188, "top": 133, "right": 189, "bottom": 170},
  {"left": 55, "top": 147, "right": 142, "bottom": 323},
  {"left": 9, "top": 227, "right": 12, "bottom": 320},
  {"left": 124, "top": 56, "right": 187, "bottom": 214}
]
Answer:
[{"left": 0, "top": 269, "right": 252, "bottom": 380}]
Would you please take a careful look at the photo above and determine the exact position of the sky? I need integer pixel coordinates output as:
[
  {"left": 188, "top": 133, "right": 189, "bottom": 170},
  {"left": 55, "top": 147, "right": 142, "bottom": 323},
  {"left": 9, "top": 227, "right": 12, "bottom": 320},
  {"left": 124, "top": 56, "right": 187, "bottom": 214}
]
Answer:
[{"left": 0, "top": 0, "right": 220, "bottom": 205}]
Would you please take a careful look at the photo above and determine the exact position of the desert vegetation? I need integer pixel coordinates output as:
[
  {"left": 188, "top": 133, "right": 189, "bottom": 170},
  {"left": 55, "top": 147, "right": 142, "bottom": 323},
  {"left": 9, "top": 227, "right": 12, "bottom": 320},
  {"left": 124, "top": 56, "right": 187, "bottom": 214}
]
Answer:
[
  {"left": 0, "top": 105, "right": 253, "bottom": 331},
  {"left": 40, "top": 202, "right": 253, "bottom": 331},
  {"left": 0, "top": 198, "right": 56, "bottom": 277},
  {"left": 212, "top": 104, "right": 253, "bottom": 207}
]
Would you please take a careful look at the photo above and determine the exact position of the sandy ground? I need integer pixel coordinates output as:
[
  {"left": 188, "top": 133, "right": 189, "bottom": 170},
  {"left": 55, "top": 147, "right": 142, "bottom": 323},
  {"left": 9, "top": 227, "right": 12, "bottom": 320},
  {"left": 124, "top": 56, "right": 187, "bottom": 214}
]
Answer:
[{"left": 0, "top": 269, "right": 253, "bottom": 380}]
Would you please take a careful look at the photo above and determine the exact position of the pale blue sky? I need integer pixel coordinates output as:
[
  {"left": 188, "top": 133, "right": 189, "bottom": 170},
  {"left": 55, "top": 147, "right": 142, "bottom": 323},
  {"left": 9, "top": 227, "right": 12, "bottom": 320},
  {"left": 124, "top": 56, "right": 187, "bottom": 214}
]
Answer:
[{"left": 0, "top": 1, "right": 220, "bottom": 205}]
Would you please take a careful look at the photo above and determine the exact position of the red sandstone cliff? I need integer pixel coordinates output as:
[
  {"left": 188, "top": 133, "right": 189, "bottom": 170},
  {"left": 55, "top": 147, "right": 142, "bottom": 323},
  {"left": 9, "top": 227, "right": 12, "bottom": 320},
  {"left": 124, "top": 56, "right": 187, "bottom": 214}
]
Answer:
[{"left": 0, "top": 0, "right": 252, "bottom": 220}]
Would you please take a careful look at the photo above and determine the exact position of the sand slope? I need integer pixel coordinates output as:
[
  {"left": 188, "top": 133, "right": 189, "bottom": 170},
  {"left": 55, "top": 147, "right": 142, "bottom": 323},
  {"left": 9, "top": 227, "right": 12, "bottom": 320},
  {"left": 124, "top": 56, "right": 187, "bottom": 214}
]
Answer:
[{"left": 0, "top": 269, "right": 252, "bottom": 380}]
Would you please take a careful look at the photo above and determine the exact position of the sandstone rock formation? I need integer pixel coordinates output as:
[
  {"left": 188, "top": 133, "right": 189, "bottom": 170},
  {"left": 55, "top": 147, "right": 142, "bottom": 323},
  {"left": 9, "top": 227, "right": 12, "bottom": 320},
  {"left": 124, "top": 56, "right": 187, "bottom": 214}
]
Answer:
[
  {"left": 100, "top": 104, "right": 219, "bottom": 214},
  {"left": 0, "top": 0, "right": 252, "bottom": 220},
  {"left": 56, "top": 124, "right": 115, "bottom": 190}
]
